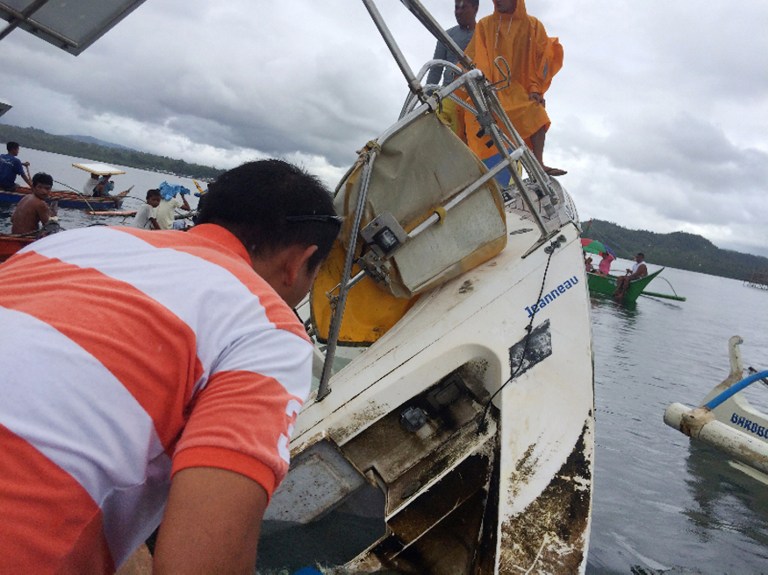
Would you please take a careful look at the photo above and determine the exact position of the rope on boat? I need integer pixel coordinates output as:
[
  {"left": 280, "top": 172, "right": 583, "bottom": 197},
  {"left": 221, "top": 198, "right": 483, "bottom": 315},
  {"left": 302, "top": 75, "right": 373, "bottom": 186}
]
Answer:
[
  {"left": 53, "top": 179, "right": 98, "bottom": 212},
  {"left": 477, "top": 234, "right": 566, "bottom": 434},
  {"left": 703, "top": 370, "right": 768, "bottom": 410},
  {"left": 748, "top": 367, "right": 768, "bottom": 389}
]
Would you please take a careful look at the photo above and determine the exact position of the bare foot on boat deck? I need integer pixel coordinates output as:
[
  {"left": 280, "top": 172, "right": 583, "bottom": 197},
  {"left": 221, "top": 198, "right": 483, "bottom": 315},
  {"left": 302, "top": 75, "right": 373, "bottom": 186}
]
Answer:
[{"left": 544, "top": 167, "right": 568, "bottom": 176}]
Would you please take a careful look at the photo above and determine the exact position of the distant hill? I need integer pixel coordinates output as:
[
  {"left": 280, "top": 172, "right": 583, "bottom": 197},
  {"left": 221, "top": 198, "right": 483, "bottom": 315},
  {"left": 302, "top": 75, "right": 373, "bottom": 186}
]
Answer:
[
  {"left": 0, "top": 123, "right": 224, "bottom": 181},
  {"left": 584, "top": 219, "right": 768, "bottom": 282},
  {"left": 64, "top": 134, "right": 134, "bottom": 151}
]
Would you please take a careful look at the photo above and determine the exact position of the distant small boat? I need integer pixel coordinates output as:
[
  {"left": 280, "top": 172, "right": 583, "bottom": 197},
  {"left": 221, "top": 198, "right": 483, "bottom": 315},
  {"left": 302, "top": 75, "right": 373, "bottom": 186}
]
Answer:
[
  {"left": 664, "top": 336, "right": 768, "bottom": 485},
  {"left": 0, "top": 187, "right": 124, "bottom": 211},
  {"left": 587, "top": 267, "right": 686, "bottom": 303},
  {"left": 586, "top": 268, "right": 668, "bottom": 303},
  {"left": 0, "top": 233, "right": 35, "bottom": 263}
]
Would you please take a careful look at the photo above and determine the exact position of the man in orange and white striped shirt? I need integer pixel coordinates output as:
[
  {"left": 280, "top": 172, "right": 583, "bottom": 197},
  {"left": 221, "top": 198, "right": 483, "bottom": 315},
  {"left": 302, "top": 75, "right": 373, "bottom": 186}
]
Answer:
[{"left": 0, "top": 159, "right": 341, "bottom": 574}]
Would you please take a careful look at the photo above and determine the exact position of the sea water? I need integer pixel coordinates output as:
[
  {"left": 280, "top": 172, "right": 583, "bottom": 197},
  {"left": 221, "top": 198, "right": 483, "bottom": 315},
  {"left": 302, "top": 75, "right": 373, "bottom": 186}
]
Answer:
[
  {"left": 2, "top": 150, "right": 768, "bottom": 573},
  {"left": 587, "top": 265, "right": 768, "bottom": 574}
]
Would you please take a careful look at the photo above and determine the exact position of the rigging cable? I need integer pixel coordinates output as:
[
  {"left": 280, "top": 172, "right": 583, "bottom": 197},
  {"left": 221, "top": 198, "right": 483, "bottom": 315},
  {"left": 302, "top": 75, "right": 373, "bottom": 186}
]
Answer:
[{"left": 477, "top": 234, "right": 565, "bottom": 434}]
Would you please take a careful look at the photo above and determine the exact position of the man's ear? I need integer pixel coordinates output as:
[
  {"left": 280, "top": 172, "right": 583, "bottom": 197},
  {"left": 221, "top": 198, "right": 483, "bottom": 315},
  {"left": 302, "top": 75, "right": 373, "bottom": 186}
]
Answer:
[{"left": 283, "top": 244, "right": 319, "bottom": 287}]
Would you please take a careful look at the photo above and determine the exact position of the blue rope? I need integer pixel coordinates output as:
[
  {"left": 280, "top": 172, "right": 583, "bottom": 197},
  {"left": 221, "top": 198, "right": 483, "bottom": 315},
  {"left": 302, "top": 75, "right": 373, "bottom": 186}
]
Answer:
[{"left": 704, "top": 370, "right": 768, "bottom": 410}]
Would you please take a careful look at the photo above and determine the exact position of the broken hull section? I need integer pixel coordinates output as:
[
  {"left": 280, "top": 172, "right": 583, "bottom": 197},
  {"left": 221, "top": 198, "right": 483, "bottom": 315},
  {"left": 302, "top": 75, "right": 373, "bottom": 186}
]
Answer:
[{"left": 259, "top": 218, "right": 594, "bottom": 573}]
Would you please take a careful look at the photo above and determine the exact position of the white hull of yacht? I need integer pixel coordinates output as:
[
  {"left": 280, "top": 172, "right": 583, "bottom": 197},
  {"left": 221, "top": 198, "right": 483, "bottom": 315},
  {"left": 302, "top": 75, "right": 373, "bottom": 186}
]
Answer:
[{"left": 261, "top": 210, "right": 594, "bottom": 573}]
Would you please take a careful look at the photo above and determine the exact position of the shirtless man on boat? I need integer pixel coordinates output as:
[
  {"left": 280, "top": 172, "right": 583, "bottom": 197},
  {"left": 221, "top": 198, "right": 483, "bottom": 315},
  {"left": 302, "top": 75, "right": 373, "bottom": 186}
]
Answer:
[
  {"left": 614, "top": 252, "right": 648, "bottom": 300},
  {"left": 10, "top": 172, "right": 53, "bottom": 235}
]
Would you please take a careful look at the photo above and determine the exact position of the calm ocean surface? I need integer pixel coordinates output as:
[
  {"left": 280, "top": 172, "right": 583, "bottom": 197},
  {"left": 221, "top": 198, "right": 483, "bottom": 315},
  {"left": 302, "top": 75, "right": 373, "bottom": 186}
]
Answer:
[
  {"left": 587, "top": 265, "right": 768, "bottom": 574},
  {"left": 2, "top": 149, "right": 767, "bottom": 573}
]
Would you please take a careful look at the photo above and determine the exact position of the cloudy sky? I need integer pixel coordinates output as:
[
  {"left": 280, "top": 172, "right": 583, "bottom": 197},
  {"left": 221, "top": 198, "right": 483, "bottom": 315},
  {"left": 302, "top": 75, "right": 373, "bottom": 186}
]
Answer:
[{"left": 1, "top": 0, "right": 767, "bottom": 256}]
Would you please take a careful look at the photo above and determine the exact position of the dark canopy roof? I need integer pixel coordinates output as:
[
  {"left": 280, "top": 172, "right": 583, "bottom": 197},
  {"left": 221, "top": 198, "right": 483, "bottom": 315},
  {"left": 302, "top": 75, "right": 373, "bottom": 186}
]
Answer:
[{"left": 0, "top": 0, "right": 147, "bottom": 55}]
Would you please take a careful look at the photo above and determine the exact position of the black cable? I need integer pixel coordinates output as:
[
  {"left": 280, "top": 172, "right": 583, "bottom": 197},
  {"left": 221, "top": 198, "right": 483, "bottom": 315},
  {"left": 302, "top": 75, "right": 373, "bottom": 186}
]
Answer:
[{"left": 477, "top": 236, "right": 563, "bottom": 434}]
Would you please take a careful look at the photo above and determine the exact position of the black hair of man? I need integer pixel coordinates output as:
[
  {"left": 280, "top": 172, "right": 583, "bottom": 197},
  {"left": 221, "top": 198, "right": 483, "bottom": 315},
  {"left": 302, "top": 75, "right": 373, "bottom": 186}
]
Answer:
[
  {"left": 197, "top": 159, "right": 339, "bottom": 270},
  {"left": 6, "top": 141, "right": 19, "bottom": 153},
  {"left": 146, "top": 188, "right": 161, "bottom": 200},
  {"left": 464, "top": 0, "right": 479, "bottom": 8},
  {"left": 32, "top": 172, "right": 53, "bottom": 187},
  {"left": 637, "top": 252, "right": 645, "bottom": 259}
]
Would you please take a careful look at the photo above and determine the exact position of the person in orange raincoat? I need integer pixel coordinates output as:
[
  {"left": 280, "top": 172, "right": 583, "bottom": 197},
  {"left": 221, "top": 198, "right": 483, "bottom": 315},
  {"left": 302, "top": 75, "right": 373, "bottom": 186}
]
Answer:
[{"left": 463, "top": 0, "right": 565, "bottom": 176}]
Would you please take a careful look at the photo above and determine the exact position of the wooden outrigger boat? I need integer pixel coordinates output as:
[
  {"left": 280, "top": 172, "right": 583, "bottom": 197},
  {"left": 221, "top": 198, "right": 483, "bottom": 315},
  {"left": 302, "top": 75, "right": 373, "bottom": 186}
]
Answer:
[
  {"left": 256, "top": 1, "right": 595, "bottom": 573},
  {"left": 586, "top": 268, "right": 664, "bottom": 303},
  {"left": 0, "top": 187, "right": 124, "bottom": 211},
  {"left": 0, "top": 233, "right": 35, "bottom": 263},
  {"left": 665, "top": 336, "right": 768, "bottom": 485},
  {"left": 0, "top": 162, "right": 131, "bottom": 211},
  {"left": 0, "top": 220, "right": 63, "bottom": 262}
]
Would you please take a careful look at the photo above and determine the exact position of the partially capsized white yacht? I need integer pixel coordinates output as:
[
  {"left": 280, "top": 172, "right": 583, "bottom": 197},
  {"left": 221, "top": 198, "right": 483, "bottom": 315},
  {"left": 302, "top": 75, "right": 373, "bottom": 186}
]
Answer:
[{"left": 258, "top": 1, "right": 595, "bottom": 572}]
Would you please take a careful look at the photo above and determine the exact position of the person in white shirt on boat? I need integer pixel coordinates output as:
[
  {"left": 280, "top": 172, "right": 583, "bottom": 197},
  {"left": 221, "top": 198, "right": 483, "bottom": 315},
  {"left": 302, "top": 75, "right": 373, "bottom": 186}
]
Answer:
[
  {"left": 155, "top": 184, "right": 191, "bottom": 230},
  {"left": 614, "top": 252, "right": 648, "bottom": 299},
  {"left": 133, "top": 188, "right": 162, "bottom": 230},
  {"left": 83, "top": 172, "right": 100, "bottom": 195}
]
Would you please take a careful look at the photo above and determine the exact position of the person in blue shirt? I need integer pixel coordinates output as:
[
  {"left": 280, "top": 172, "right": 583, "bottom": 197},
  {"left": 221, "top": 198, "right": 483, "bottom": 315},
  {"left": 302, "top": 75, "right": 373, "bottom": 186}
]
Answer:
[
  {"left": 426, "top": 0, "right": 479, "bottom": 88},
  {"left": 424, "top": 0, "right": 479, "bottom": 133},
  {"left": 0, "top": 141, "right": 33, "bottom": 191}
]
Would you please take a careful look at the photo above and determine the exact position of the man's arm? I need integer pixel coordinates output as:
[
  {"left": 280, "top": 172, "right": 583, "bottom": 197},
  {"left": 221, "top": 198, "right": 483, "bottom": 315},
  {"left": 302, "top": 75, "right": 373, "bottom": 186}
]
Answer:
[
  {"left": 153, "top": 467, "right": 268, "bottom": 575},
  {"left": 426, "top": 40, "right": 446, "bottom": 86},
  {"left": 37, "top": 201, "right": 50, "bottom": 227},
  {"left": 17, "top": 160, "right": 32, "bottom": 187}
]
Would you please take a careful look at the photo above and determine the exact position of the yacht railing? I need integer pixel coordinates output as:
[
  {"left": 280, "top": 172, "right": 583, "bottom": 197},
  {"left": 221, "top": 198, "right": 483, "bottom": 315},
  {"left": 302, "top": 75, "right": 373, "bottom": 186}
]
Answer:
[{"left": 316, "top": 0, "right": 571, "bottom": 400}]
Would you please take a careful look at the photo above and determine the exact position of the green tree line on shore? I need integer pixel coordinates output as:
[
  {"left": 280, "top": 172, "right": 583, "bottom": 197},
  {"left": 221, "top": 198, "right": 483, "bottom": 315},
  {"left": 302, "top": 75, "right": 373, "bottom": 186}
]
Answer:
[
  {"left": 584, "top": 219, "right": 768, "bottom": 282},
  {"left": 0, "top": 124, "right": 225, "bottom": 181}
]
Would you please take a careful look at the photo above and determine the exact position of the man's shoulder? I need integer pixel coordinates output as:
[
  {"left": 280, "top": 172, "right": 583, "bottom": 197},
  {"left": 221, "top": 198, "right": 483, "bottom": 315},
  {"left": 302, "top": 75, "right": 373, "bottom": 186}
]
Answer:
[{"left": 15, "top": 193, "right": 32, "bottom": 207}]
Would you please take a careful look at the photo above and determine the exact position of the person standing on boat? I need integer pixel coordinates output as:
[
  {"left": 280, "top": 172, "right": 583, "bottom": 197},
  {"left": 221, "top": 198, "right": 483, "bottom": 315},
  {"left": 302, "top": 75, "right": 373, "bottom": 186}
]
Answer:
[
  {"left": 462, "top": 0, "right": 566, "bottom": 176},
  {"left": 0, "top": 159, "right": 340, "bottom": 574},
  {"left": 133, "top": 188, "right": 162, "bottom": 230},
  {"left": 426, "top": 0, "right": 479, "bottom": 132},
  {"left": 614, "top": 252, "right": 648, "bottom": 299},
  {"left": 426, "top": 0, "right": 478, "bottom": 86},
  {"left": 0, "top": 141, "right": 33, "bottom": 191},
  {"left": 10, "top": 172, "right": 53, "bottom": 235}
]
